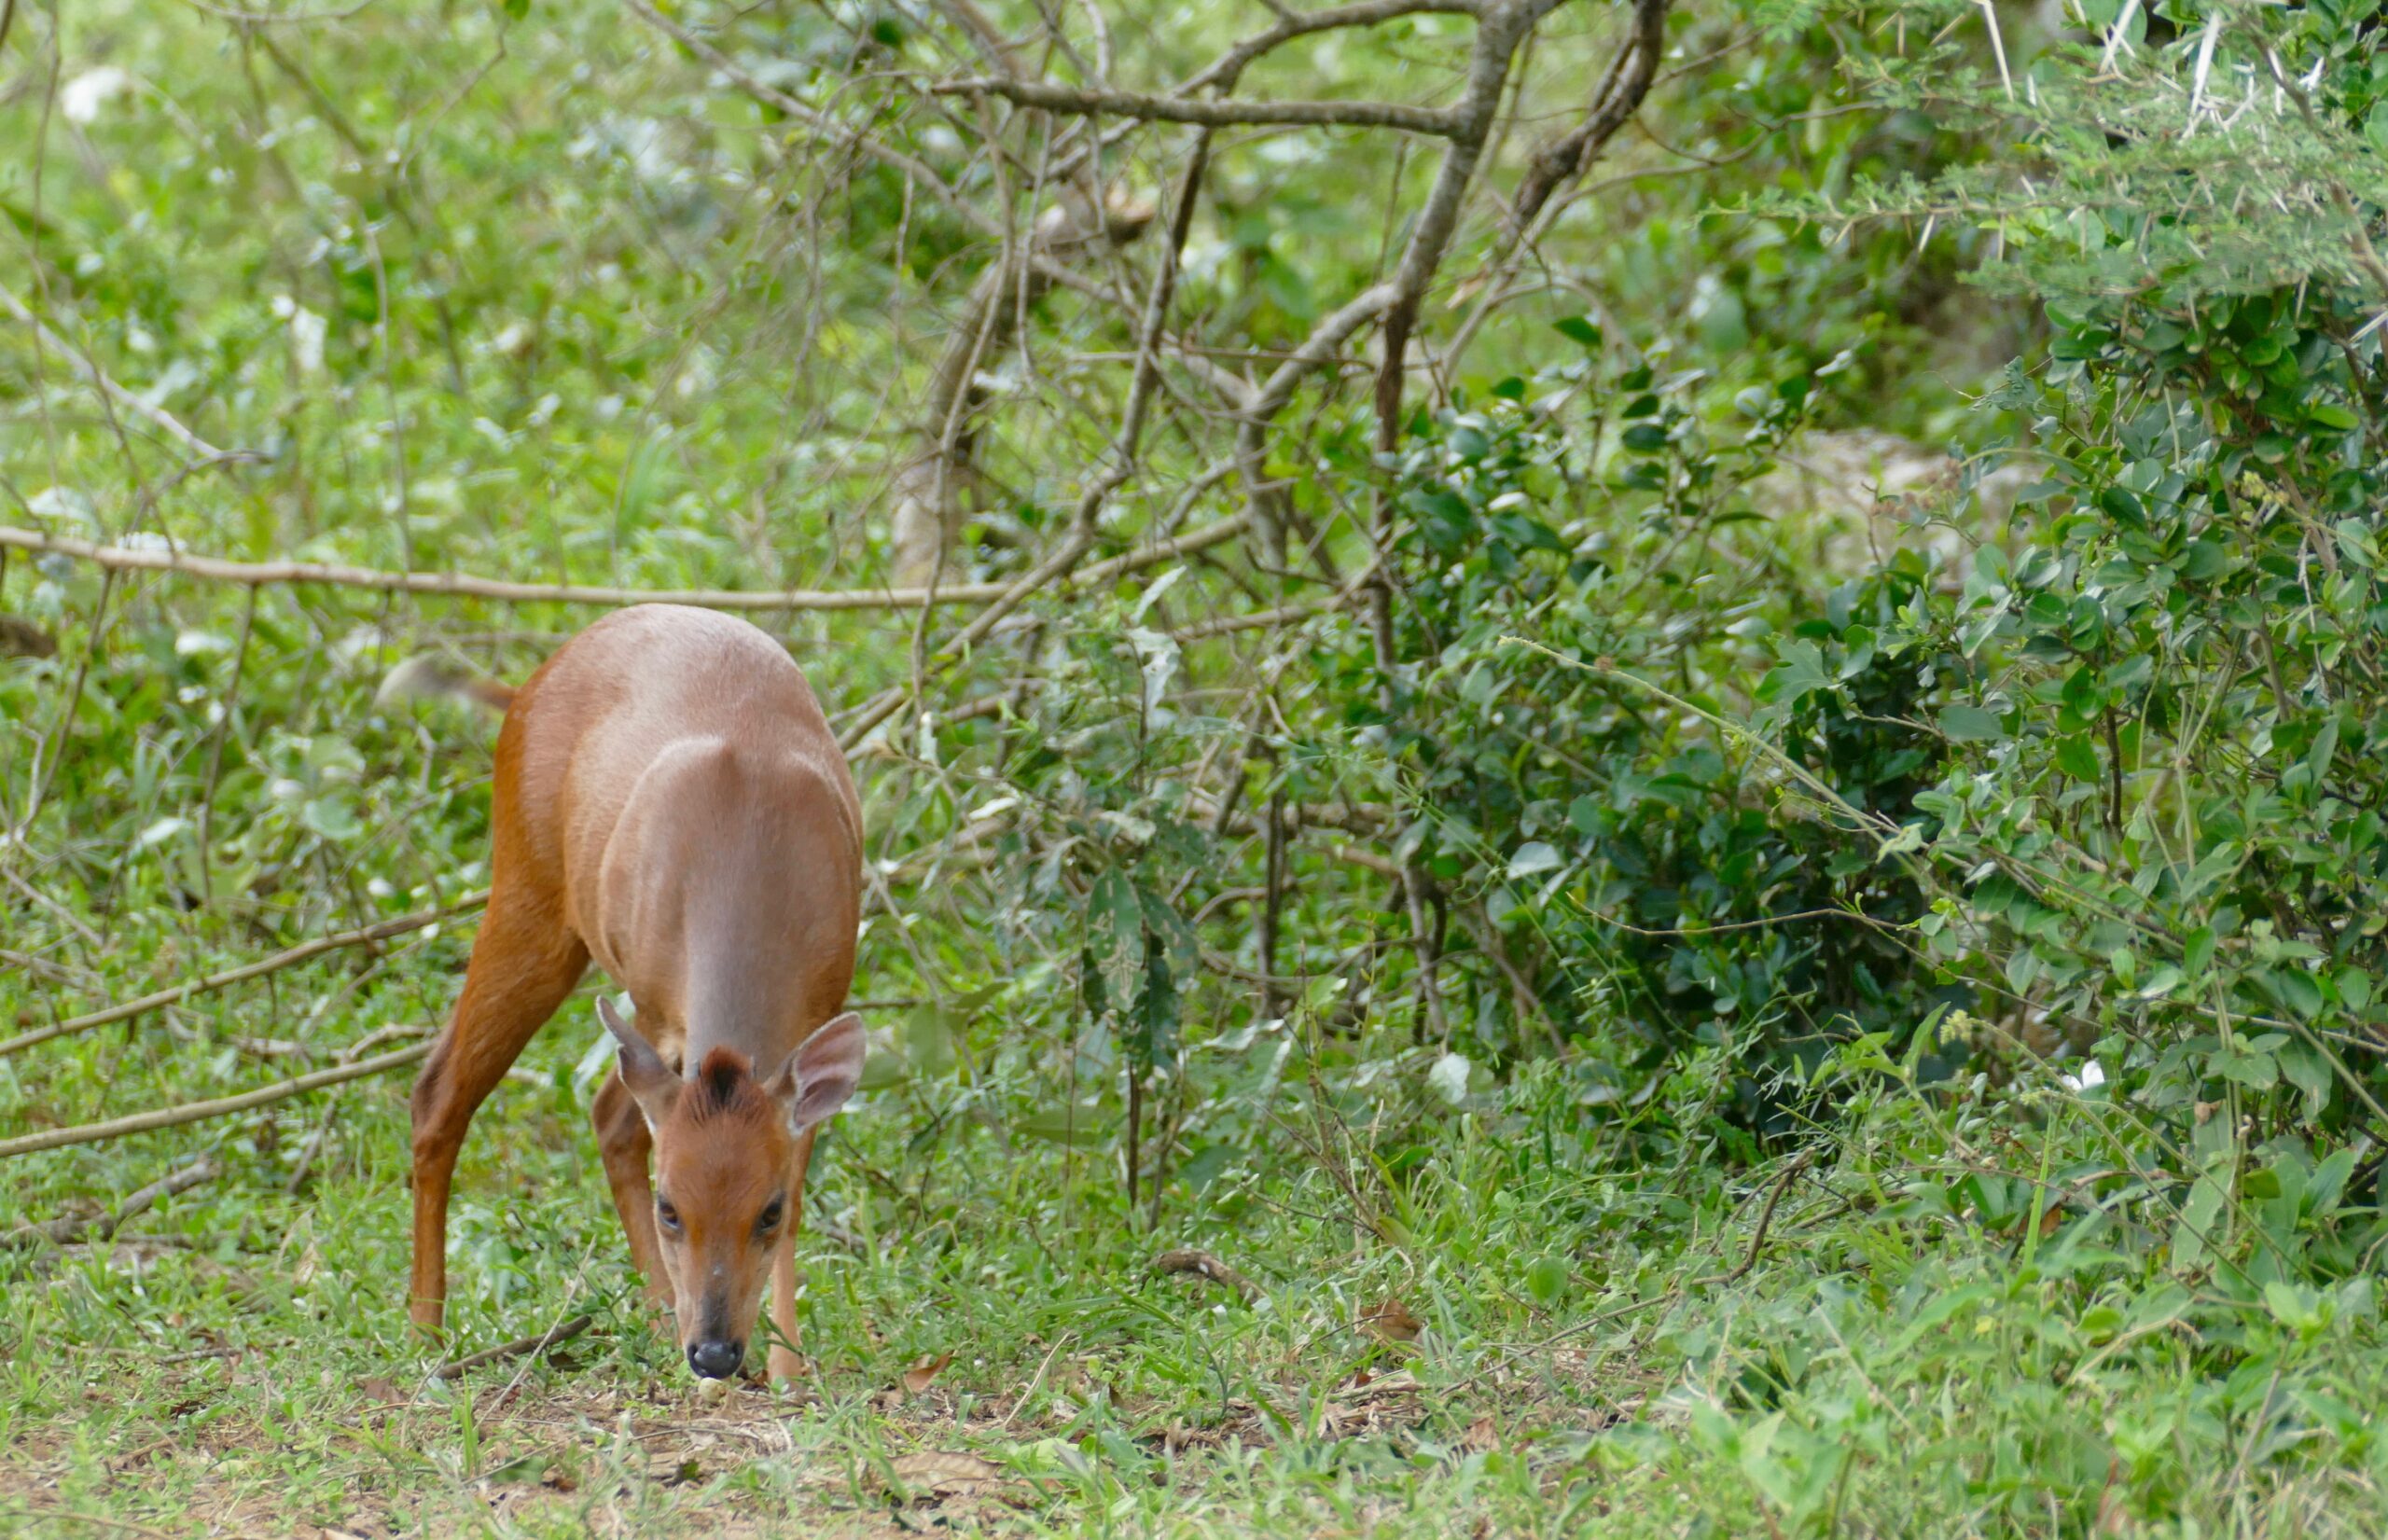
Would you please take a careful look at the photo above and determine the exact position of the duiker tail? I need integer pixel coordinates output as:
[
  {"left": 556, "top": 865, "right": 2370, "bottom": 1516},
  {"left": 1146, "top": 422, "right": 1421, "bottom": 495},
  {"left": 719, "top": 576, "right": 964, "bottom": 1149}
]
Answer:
[{"left": 376, "top": 655, "right": 516, "bottom": 715}]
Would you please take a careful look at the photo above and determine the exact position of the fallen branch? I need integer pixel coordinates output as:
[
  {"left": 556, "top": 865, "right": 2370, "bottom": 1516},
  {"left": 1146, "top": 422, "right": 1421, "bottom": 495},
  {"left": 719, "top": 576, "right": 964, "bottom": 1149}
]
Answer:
[
  {"left": 4, "top": 1157, "right": 220, "bottom": 1249},
  {"left": 1152, "top": 1246, "right": 1259, "bottom": 1304},
  {"left": 0, "top": 892, "right": 489, "bottom": 1059},
  {"left": 0, "top": 1042, "right": 433, "bottom": 1160},
  {"left": 0, "top": 514, "right": 1250, "bottom": 613},
  {"left": 432, "top": 1312, "right": 594, "bottom": 1380}
]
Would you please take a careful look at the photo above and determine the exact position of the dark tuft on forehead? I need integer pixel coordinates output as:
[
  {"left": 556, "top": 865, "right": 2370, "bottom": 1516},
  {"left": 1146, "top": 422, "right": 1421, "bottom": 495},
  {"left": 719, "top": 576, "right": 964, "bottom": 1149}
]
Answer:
[{"left": 686, "top": 1047, "right": 769, "bottom": 1123}]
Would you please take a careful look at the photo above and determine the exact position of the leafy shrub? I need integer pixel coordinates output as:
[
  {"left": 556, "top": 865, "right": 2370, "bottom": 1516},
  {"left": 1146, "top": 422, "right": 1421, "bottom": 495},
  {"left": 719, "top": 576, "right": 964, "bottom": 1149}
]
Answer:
[{"left": 1755, "top": 0, "right": 2388, "bottom": 1164}]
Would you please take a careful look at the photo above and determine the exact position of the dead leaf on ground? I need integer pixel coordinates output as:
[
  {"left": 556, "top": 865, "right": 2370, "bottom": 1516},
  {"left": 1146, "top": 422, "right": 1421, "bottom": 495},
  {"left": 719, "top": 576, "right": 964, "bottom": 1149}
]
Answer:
[
  {"left": 356, "top": 1376, "right": 403, "bottom": 1406},
  {"left": 901, "top": 1350, "right": 952, "bottom": 1394},
  {"left": 882, "top": 1450, "right": 1009, "bottom": 1500},
  {"left": 1359, "top": 1298, "right": 1423, "bottom": 1345},
  {"left": 1463, "top": 1414, "right": 1499, "bottom": 1453},
  {"left": 0, "top": 615, "right": 55, "bottom": 659},
  {"left": 1344, "top": 1367, "right": 1418, "bottom": 1404}
]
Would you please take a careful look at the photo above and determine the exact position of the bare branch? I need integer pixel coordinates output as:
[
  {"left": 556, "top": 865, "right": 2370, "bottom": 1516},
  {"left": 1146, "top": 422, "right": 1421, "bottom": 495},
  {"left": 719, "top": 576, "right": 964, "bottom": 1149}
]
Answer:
[
  {"left": 893, "top": 190, "right": 1159, "bottom": 585},
  {"left": 938, "top": 76, "right": 1461, "bottom": 136},
  {"left": 0, "top": 892, "right": 489, "bottom": 1059},
  {"left": 1152, "top": 1246, "right": 1260, "bottom": 1303},
  {"left": 433, "top": 1313, "right": 595, "bottom": 1380},
  {"left": 1508, "top": 0, "right": 1670, "bottom": 234},
  {"left": 5, "top": 1158, "right": 219, "bottom": 1249},
  {"left": 0, "top": 1042, "right": 435, "bottom": 1160},
  {"left": 1184, "top": 0, "right": 1486, "bottom": 95},
  {"left": 0, "top": 517, "right": 1249, "bottom": 612}
]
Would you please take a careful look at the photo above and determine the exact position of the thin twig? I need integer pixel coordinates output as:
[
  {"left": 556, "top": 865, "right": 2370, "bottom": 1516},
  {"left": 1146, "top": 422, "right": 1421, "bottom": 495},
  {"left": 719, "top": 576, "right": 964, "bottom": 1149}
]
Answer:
[
  {"left": 0, "top": 892, "right": 488, "bottom": 1058},
  {"left": 0, "top": 283, "right": 232, "bottom": 460},
  {"left": 4, "top": 1157, "right": 220, "bottom": 1249},
  {"left": 938, "top": 76, "right": 1461, "bottom": 136},
  {"left": 1690, "top": 1148, "right": 1814, "bottom": 1288},
  {"left": 0, "top": 1043, "right": 433, "bottom": 1159},
  {"left": 0, "top": 516, "right": 1251, "bottom": 612},
  {"left": 1152, "top": 1246, "right": 1259, "bottom": 1304},
  {"left": 431, "top": 1312, "right": 595, "bottom": 1380}
]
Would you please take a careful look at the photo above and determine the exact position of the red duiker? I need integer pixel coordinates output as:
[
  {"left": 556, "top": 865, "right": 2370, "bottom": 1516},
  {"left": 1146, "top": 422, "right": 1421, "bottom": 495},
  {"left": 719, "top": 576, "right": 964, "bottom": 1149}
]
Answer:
[{"left": 390, "top": 604, "right": 866, "bottom": 1383}]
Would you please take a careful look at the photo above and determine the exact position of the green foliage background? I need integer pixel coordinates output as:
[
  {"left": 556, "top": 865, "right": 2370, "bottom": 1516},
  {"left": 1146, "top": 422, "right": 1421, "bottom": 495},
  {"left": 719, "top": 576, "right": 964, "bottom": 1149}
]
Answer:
[{"left": 4, "top": 0, "right": 2388, "bottom": 1533}]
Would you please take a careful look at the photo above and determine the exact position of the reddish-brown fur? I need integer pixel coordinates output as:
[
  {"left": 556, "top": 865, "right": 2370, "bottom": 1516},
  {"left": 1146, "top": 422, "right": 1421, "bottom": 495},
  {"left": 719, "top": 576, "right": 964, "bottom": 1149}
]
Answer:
[{"left": 404, "top": 604, "right": 865, "bottom": 1382}]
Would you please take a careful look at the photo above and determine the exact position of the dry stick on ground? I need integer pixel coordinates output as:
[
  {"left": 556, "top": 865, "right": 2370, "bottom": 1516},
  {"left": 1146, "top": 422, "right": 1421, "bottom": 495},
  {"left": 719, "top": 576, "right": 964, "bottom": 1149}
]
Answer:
[
  {"left": 5, "top": 1156, "right": 220, "bottom": 1249},
  {"left": 431, "top": 1312, "right": 595, "bottom": 1380},
  {"left": 0, "top": 891, "right": 489, "bottom": 1058},
  {"left": 1151, "top": 1246, "right": 1260, "bottom": 1304},
  {"left": 0, "top": 1042, "right": 433, "bottom": 1159}
]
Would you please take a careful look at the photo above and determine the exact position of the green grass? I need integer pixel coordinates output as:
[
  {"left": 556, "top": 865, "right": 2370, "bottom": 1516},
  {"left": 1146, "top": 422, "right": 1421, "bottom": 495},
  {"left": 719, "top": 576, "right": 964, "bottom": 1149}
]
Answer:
[
  {"left": 6, "top": 2, "right": 2383, "bottom": 1535},
  {"left": 7, "top": 1026, "right": 2386, "bottom": 1538}
]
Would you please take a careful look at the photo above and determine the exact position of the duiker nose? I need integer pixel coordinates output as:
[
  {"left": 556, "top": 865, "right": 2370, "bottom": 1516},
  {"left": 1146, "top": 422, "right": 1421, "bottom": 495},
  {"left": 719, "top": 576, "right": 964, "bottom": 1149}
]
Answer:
[{"left": 688, "top": 1339, "right": 744, "bottom": 1380}]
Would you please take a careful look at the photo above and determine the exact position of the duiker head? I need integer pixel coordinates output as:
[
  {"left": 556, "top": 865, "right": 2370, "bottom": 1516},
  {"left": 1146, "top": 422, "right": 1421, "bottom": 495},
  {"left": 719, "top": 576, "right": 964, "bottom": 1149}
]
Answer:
[{"left": 597, "top": 999, "right": 864, "bottom": 1380}]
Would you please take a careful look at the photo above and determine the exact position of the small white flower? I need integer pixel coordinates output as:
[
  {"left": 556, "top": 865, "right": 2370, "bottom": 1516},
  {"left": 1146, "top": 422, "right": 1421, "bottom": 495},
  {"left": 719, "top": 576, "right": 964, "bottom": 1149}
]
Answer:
[
  {"left": 2059, "top": 1059, "right": 2106, "bottom": 1093},
  {"left": 61, "top": 66, "right": 134, "bottom": 126},
  {"left": 286, "top": 304, "right": 327, "bottom": 374},
  {"left": 1428, "top": 1051, "right": 1474, "bottom": 1106}
]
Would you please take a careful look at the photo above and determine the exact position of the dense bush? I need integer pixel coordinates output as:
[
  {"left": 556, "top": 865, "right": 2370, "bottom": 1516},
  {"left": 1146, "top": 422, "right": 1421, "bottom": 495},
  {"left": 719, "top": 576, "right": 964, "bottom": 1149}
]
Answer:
[{"left": 1748, "top": 0, "right": 2388, "bottom": 1161}]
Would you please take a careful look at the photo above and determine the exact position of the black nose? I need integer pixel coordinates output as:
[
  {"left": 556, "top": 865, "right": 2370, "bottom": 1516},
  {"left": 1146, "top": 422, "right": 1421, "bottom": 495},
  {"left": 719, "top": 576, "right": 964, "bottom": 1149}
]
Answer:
[{"left": 688, "top": 1339, "right": 743, "bottom": 1380}]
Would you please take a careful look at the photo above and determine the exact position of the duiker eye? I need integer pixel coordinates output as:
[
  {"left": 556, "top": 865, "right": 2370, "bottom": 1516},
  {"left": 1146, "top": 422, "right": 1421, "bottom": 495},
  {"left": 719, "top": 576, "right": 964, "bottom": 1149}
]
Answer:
[
  {"left": 756, "top": 1197, "right": 784, "bottom": 1233},
  {"left": 656, "top": 1199, "right": 683, "bottom": 1234}
]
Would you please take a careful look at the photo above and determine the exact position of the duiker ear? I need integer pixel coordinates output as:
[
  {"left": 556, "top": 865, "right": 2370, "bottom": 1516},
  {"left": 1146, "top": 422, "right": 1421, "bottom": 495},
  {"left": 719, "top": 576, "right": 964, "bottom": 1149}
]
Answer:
[
  {"left": 768, "top": 1012, "right": 866, "bottom": 1135},
  {"left": 597, "top": 995, "right": 678, "bottom": 1129}
]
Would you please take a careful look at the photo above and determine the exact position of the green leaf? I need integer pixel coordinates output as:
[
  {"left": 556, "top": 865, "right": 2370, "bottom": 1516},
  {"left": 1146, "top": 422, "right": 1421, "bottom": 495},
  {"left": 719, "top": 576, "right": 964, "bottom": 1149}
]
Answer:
[
  {"left": 2215, "top": 1045, "right": 2278, "bottom": 1090},
  {"left": 1085, "top": 868, "right": 1145, "bottom": 1007},
  {"left": 1016, "top": 1105, "right": 1110, "bottom": 1146},
  {"left": 2054, "top": 734, "right": 2100, "bottom": 782},
  {"left": 2280, "top": 1040, "right": 2332, "bottom": 1120},
  {"left": 1507, "top": 841, "right": 1563, "bottom": 879},
  {"left": 1759, "top": 640, "right": 1832, "bottom": 706},
  {"left": 301, "top": 796, "right": 362, "bottom": 842},
  {"left": 1937, "top": 704, "right": 2005, "bottom": 742},
  {"left": 1552, "top": 315, "right": 1603, "bottom": 349},
  {"left": 902, "top": 1006, "right": 961, "bottom": 1078},
  {"left": 2172, "top": 1170, "right": 2228, "bottom": 1269},
  {"left": 2309, "top": 1147, "right": 2357, "bottom": 1217}
]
